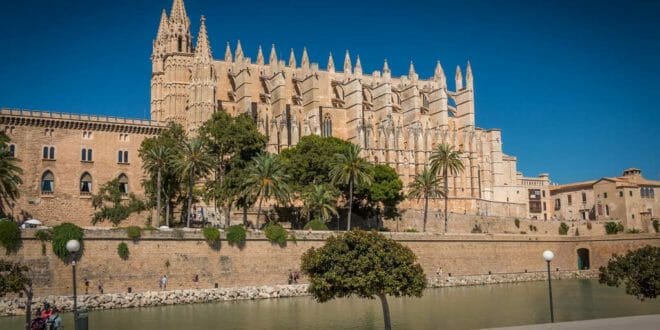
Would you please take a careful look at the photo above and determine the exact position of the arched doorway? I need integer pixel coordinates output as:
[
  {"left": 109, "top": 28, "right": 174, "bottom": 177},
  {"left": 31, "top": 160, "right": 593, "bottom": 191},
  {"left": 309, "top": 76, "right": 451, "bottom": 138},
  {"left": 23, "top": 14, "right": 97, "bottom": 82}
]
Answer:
[{"left": 577, "top": 248, "right": 590, "bottom": 270}]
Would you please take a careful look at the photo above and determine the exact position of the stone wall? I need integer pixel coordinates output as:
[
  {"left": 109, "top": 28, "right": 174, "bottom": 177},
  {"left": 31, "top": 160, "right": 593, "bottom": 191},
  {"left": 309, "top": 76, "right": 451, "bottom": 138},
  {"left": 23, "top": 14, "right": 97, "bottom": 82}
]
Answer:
[{"left": 4, "top": 229, "right": 656, "bottom": 300}]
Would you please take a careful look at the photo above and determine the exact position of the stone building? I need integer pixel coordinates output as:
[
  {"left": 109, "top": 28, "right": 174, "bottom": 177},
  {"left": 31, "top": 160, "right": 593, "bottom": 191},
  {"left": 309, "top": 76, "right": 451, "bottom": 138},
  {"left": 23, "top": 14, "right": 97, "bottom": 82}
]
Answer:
[
  {"left": 0, "top": 109, "right": 163, "bottom": 225},
  {"left": 150, "top": 0, "right": 539, "bottom": 217},
  {"left": 549, "top": 168, "right": 659, "bottom": 231}
]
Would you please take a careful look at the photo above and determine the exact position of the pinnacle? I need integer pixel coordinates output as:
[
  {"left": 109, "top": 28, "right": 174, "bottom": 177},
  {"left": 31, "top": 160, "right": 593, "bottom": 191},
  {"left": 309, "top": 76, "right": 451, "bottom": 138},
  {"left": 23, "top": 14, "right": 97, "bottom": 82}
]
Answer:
[
  {"left": 355, "top": 55, "right": 363, "bottom": 75},
  {"left": 224, "top": 42, "right": 232, "bottom": 62},
  {"left": 269, "top": 44, "right": 278, "bottom": 65},
  {"left": 301, "top": 47, "right": 310, "bottom": 68},
  {"left": 235, "top": 40, "right": 244, "bottom": 61},
  {"left": 169, "top": 0, "right": 189, "bottom": 25},
  {"left": 343, "top": 50, "right": 352, "bottom": 74},
  {"left": 157, "top": 9, "right": 168, "bottom": 40},
  {"left": 256, "top": 45, "right": 265, "bottom": 65},
  {"left": 409, "top": 60, "right": 416, "bottom": 76},
  {"left": 194, "top": 16, "right": 212, "bottom": 60},
  {"left": 327, "top": 52, "right": 335, "bottom": 72},
  {"left": 289, "top": 48, "right": 297, "bottom": 68},
  {"left": 383, "top": 58, "right": 390, "bottom": 73}
]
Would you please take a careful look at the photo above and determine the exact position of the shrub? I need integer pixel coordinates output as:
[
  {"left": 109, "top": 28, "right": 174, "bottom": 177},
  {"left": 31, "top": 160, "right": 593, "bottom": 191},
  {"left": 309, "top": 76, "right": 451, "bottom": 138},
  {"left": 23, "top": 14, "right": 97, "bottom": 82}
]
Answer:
[
  {"left": 51, "top": 223, "right": 84, "bottom": 262},
  {"left": 652, "top": 219, "right": 659, "bottom": 233},
  {"left": 0, "top": 220, "right": 21, "bottom": 253},
  {"left": 303, "top": 219, "right": 329, "bottom": 231},
  {"left": 626, "top": 228, "right": 641, "bottom": 234},
  {"left": 226, "top": 225, "right": 246, "bottom": 246},
  {"left": 605, "top": 222, "right": 624, "bottom": 235},
  {"left": 514, "top": 218, "right": 520, "bottom": 228},
  {"left": 126, "top": 226, "right": 142, "bottom": 241},
  {"left": 35, "top": 229, "right": 52, "bottom": 256},
  {"left": 471, "top": 224, "right": 482, "bottom": 233},
  {"left": 117, "top": 242, "right": 129, "bottom": 260},
  {"left": 404, "top": 228, "right": 418, "bottom": 233},
  {"left": 587, "top": 222, "right": 592, "bottom": 230},
  {"left": 288, "top": 233, "right": 298, "bottom": 244},
  {"left": 202, "top": 227, "right": 221, "bottom": 249},
  {"left": 265, "top": 223, "right": 287, "bottom": 246},
  {"left": 558, "top": 222, "right": 569, "bottom": 235}
]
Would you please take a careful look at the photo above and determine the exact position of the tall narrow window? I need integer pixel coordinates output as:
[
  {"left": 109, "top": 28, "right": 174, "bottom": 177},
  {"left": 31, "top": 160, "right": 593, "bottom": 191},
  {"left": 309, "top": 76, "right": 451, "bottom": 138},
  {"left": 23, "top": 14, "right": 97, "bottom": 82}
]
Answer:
[
  {"left": 41, "top": 171, "right": 55, "bottom": 194},
  {"left": 49, "top": 146, "right": 55, "bottom": 159},
  {"left": 581, "top": 192, "right": 587, "bottom": 203},
  {"left": 605, "top": 205, "right": 610, "bottom": 216},
  {"left": 567, "top": 194, "right": 572, "bottom": 205},
  {"left": 80, "top": 172, "right": 92, "bottom": 194},
  {"left": 42, "top": 146, "right": 48, "bottom": 159},
  {"left": 118, "top": 174, "right": 129, "bottom": 195},
  {"left": 123, "top": 151, "right": 129, "bottom": 163},
  {"left": 118, "top": 150, "right": 123, "bottom": 163},
  {"left": 81, "top": 149, "right": 86, "bottom": 161},
  {"left": 87, "top": 149, "right": 93, "bottom": 161},
  {"left": 8, "top": 144, "right": 15, "bottom": 158}
]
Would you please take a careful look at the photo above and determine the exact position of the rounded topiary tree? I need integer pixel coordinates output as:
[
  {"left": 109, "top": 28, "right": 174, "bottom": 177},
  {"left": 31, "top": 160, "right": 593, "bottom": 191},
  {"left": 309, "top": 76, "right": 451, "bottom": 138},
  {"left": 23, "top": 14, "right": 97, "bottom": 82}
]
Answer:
[
  {"left": 0, "top": 220, "right": 21, "bottom": 253},
  {"left": 51, "top": 223, "right": 84, "bottom": 262},
  {"left": 301, "top": 230, "right": 427, "bottom": 330}
]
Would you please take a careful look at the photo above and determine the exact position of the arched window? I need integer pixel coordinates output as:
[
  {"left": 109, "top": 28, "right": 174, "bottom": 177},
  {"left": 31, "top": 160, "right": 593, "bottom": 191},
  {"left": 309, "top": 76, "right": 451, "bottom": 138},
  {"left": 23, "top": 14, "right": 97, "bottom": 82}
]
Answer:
[
  {"left": 123, "top": 151, "right": 129, "bottom": 163},
  {"left": 177, "top": 36, "right": 182, "bottom": 52},
  {"left": 118, "top": 174, "right": 129, "bottom": 195},
  {"left": 118, "top": 150, "right": 123, "bottom": 163},
  {"left": 88, "top": 149, "right": 93, "bottom": 161},
  {"left": 81, "top": 148, "right": 92, "bottom": 162},
  {"left": 41, "top": 171, "right": 55, "bottom": 194},
  {"left": 49, "top": 146, "right": 55, "bottom": 159},
  {"left": 322, "top": 114, "right": 333, "bottom": 137},
  {"left": 42, "top": 146, "right": 48, "bottom": 159},
  {"left": 80, "top": 172, "right": 92, "bottom": 194}
]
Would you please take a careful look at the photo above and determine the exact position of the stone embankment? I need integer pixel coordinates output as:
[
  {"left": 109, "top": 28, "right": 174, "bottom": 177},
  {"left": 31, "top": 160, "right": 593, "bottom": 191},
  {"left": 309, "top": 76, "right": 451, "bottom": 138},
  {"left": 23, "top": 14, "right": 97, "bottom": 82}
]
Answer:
[{"left": 0, "top": 270, "right": 596, "bottom": 316}]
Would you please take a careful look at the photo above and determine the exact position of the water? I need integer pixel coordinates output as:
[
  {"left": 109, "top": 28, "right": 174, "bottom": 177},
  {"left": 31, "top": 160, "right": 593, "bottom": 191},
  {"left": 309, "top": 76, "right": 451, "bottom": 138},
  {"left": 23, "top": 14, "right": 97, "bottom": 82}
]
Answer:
[{"left": 2, "top": 279, "right": 658, "bottom": 329}]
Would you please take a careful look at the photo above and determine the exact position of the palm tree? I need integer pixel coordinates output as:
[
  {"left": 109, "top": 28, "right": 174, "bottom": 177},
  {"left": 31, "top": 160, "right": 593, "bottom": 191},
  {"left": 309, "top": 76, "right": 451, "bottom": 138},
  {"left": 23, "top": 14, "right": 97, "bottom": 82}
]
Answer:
[
  {"left": 243, "top": 153, "right": 290, "bottom": 229},
  {"left": 429, "top": 143, "right": 465, "bottom": 233},
  {"left": 175, "top": 138, "right": 213, "bottom": 227},
  {"left": 302, "top": 184, "right": 339, "bottom": 224},
  {"left": 330, "top": 144, "right": 373, "bottom": 231},
  {"left": 0, "top": 133, "right": 22, "bottom": 218},
  {"left": 408, "top": 169, "right": 445, "bottom": 232},
  {"left": 142, "top": 145, "right": 173, "bottom": 227}
]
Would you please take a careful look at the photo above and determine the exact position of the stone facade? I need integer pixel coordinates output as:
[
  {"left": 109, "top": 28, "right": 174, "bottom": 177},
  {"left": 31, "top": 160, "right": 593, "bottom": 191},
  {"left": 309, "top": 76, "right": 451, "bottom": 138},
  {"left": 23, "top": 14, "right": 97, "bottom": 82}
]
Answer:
[
  {"left": 0, "top": 109, "right": 163, "bottom": 225},
  {"left": 549, "top": 168, "right": 659, "bottom": 230},
  {"left": 150, "top": 0, "right": 536, "bottom": 213}
]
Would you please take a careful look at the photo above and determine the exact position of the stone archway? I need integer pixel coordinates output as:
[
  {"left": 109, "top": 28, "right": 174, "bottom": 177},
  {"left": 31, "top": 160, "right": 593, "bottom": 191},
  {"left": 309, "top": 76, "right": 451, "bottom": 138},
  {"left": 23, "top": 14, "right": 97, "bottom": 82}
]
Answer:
[{"left": 577, "top": 248, "right": 590, "bottom": 270}]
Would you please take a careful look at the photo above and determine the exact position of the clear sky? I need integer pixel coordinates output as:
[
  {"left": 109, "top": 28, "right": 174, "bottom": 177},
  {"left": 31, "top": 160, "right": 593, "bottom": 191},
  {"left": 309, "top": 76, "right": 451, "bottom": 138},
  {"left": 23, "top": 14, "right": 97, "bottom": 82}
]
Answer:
[{"left": 0, "top": 0, "right": 658, "bottom": 183}]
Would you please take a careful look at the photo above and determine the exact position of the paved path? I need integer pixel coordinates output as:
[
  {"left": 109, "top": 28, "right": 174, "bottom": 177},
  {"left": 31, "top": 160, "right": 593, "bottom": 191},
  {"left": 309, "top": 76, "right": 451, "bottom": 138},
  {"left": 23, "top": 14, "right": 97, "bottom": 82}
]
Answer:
[{"left": 489, "top": 314, "right": 660, "bottom": 330}]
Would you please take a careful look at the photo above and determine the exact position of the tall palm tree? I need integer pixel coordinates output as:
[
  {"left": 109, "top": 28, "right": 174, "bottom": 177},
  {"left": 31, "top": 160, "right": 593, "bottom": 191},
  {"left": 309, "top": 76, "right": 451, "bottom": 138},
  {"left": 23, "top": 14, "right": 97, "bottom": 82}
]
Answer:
[
  {"left": 142, "top": 145, "right": 173, "bottom": 227},
  {"left": 302, "top": 184, "right": 339, "bottom": 224},
  {"left": 330, "top": 144, "right": 373, "bottom": 231},
  {"left": 0, "top": 133, "right": 22, "bottom": 218},
  {"left": 243, "top": 153, "right": 290, "bottom": 229},
  {"left": 175, "top": 138, "right": 213, "bottom": 227},
  {"left": 408, "top": 169, "right": 445, "bottom": 232},
  {"left": 429, "top": 143, "right": 465, "bottom": 233}
]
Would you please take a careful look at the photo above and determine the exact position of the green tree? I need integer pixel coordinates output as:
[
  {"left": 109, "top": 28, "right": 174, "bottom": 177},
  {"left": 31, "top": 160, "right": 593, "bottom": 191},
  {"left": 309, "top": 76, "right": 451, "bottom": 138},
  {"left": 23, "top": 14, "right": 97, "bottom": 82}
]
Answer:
[
  {"left": 242, "top": 153, "right": 290, "bottom": 229},
  {"left": 301, "top": 184, "right": 339, "bottom": 224},
  {"left": 599, "top": 245, "right": 659, "bottom": 300},
  {"left": 0, "top": 260, "right": 33, "bottom": 330},
  {"left": 0, "top": 132, "right": 22, "bottom": 218},
  {"left": 355, "top": 164, "right": 404, "bottom": 221},
  {"left": 429, "top": 143, "right": 464, "bottom": 233},
  {"left": 142, "top": 145, "right": 173, "bottom": 227},
  {"left": 175, "top": 138, "right": 213, "bottom": 227},
  {"left": 91, "top": 179, "right": 145, "bottom": 226},
  {"left": 140, "top": 122, "right": 186, "bottom": 226},
  {"left": 301, "top": 231, "right": 427, "bottom": 330},
  {"left": 330, "top": 145, "right": 373, "bottom": 231},
  {"left": 280, "top": 135, "right": 352, "bottom": 190},
  {"left": 407, "top": 169, "right": 445, "bottom": 232},
  {"left": 199, "top": 112, "right": 266, "bottom": 227}
]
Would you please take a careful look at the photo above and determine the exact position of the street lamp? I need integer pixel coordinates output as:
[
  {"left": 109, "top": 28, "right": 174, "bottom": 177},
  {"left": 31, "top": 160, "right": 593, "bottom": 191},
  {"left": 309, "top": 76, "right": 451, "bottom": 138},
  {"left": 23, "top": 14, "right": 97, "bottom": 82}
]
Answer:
[
  {"left": 543, "top": 250, "right": 555, "bottom": 323},
  {"left": 66, "top": 239, "right": 81, "bottom": 330}
]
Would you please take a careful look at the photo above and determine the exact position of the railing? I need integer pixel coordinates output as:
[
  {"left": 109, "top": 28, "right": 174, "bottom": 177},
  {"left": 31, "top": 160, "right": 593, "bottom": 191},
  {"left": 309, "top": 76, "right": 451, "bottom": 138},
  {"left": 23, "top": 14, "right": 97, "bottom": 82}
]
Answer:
[{"left": 0, "top": 108, "right": 165, "bottom": 127}]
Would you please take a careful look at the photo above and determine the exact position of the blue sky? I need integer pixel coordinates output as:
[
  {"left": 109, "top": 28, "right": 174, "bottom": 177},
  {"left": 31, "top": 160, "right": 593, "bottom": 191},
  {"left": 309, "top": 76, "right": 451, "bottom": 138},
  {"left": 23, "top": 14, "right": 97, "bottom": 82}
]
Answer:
[{"left": 0, "top": 0, "right": 658, "bottom": 183}]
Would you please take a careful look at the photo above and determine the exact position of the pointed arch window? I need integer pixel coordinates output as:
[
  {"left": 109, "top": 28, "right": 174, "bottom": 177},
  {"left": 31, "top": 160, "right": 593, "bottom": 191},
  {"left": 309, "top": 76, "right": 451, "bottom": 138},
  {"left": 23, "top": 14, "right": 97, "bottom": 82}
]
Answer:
[
  {"left": 41, "top": 171, "right": 55, "bottom": 194},
  {"left": 118, "top": 174, "right": 129, "bottom": 195},
  {"left": 81, "top": 148, "right": 93, "bottom": 162},
  {"left": 42, "top": 146, "right": 55, "bottom": 160},
  {"left": 80, "top": 172, "right": 92, "bottom": 195},
  {"left": 322, "top": 114, "right": 333, "bottom": 137},
  {"left": 118, "top": 150, "right": 129, "bottom": 164}
]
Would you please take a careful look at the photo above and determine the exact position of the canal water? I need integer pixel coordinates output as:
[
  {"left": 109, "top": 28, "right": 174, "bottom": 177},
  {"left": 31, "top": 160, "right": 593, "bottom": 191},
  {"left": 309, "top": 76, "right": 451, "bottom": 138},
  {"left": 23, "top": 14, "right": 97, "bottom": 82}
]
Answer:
[{"left": 2, "top": 279, "right": 658, "bottom": 329}]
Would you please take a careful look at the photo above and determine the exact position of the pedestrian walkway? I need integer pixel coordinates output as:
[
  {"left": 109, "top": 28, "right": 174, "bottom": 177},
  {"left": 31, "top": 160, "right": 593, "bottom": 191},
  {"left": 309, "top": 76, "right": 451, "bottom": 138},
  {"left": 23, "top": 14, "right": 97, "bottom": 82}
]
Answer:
[{"left": 489, "top": 314, "right": 660, "bottom": 330}]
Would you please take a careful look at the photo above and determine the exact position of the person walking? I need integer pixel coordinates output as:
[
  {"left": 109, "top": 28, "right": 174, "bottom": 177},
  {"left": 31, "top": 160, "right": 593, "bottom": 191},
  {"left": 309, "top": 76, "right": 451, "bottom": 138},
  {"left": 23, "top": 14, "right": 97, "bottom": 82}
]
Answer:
[
  {"left": 46, "top": 308, "right": 62, "bottom": 330},
  {"left": 161, "top": 275, "right": 168, "bottom": 290}
]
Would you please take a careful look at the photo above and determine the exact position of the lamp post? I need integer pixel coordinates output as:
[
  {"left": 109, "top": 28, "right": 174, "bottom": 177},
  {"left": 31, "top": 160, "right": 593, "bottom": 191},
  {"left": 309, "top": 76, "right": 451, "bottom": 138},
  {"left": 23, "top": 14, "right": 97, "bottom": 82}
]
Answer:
[
  {"left": 543, "top": 250, "right": 555, "bottom": 323},
  {"left": 66, "top": 239, "right": 81, "bottom": 330}
]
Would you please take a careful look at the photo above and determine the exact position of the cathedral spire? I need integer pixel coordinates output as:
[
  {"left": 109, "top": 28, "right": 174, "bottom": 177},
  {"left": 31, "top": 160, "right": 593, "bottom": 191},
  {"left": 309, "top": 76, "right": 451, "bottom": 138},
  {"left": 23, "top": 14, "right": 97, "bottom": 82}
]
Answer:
[
  {"left": 383, "top": 58, "right": 390, "bottom": 73},
  {"left": 408, "top": 60, "right": 417, "bottom": 80},
  {"left": 194, "top": 16, "right": 212, "bottom": 60},
  {"left": 466, "top": 61, "right": 473, "bottom": 90},
  {"left": 156, "top": 9, "right": 168, "bottom": 40},
  {"left": 224, "top": 42, "right": 232, "bottom": 63},
  {"left": 269, "top": 44, "right": 278, "bottom": 65},
  {"left": 289, "top": 48, "right": 297, "bottom": 69},
  {"left": 455, "top": 65, "right": 464, "bottom": 90},
  {"left": 169, "top": 0, "right": 189, "bottom": 25},
  {"left": 256, "top": 45, "right": 264, "bottom": 66},
  {"left": 343, "top": 50, "right": 352, "bottom": 74},
  {"left": 235, "top": 40, "right": 244, "bottom": 62},
  {"left": 434, "top": 60, "right": 446, "bottom": 88},
  {"left": 327, "top": 52, "right": 335, "bottom": 73},
  {"left": 354, "top": 55, "right": 363, "bottom": 75},
  {"left": 301, "top": 47, "right": 310, "bottom": 69}
]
